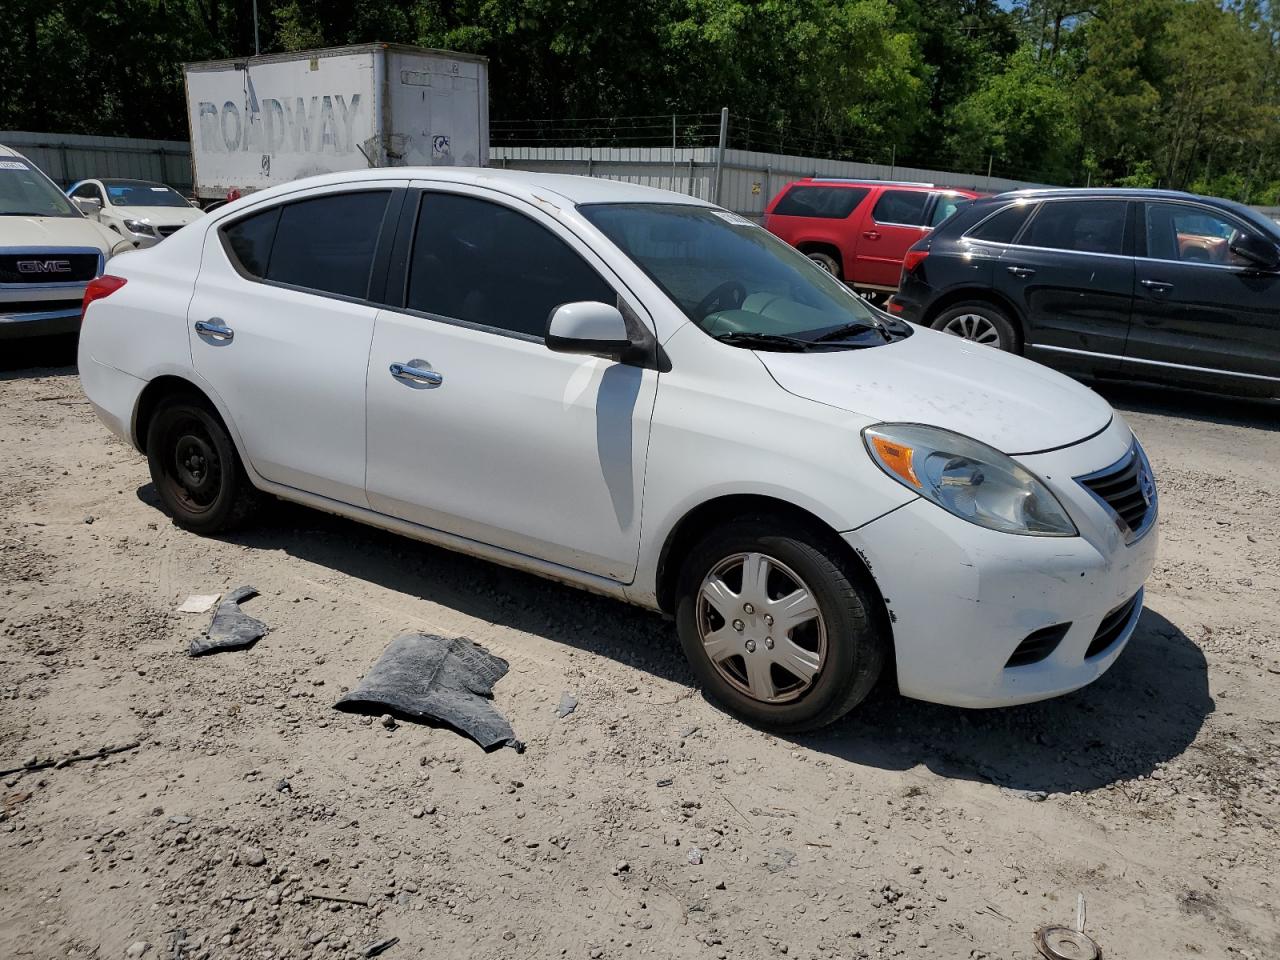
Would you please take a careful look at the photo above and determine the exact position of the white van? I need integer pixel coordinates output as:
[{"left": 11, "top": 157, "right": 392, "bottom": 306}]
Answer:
[{"left": 0, "top": 145, "right": 133, "bottom": 339}]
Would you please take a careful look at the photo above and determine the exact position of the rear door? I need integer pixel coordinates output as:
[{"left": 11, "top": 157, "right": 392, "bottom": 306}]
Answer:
[
  {"left": 187, "top": 183, "right": 405, "bottom": 506},
  {"left": 763, "top": 184, "right": 870, "bottom": 279},
  {"left": 996, "top": 197, "right": 1133, "bottom": 373},
  {"left": 852, "top": 189, "right": 933, "bottom": 289},
  {"left": 1126, "top": 200, "right": 1280, "bottom": 389}
]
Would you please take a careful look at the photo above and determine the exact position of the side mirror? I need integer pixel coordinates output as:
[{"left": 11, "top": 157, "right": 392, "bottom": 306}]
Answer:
[
  {"left": 1229, "top": 233, "right": 1280, "bottom": 271},
  {"left": 546, "top": 301, "right": 631, "bottom": 360},
  {"left": 73, "top": 197, "right": 103, "bottom": 218}
]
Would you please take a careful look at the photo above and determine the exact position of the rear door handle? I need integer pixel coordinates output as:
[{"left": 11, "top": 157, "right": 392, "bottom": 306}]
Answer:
[
  {"left": 194, "top": 319, "right": 234, "bottom": 342},
  {"left": 862, "top": 230, "right": 881, "bottom": 241},
  {"left": 390, "top": 360, "right": 443, "bottom": 388},
  {"left": 1006, "top": 266, "right": 1036, "bottom": 279},
  {"left": 1140, "top": 279, "right": 1173, "bottom": 293}
]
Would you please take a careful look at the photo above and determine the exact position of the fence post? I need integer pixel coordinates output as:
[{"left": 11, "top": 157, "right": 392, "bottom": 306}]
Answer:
[
  {"left": 986, "top": 155, "right": 993, "bottom": 189},
  {"left": 889, "top": 145, "right": 895, "bottom": 181},
  {"left": 687, "top": 157, "right": 695, "bottom": 198},
  {"left": 712, "top": 107, "right": 728, "bottom": 205},
  {"left": 671, "top": 115, "right": 677, "bottom": 191}
]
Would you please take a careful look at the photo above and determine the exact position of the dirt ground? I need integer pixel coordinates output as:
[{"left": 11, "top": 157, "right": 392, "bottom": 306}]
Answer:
[{"left": 1, "top": 339, "right": 1277, "bottom": 960}]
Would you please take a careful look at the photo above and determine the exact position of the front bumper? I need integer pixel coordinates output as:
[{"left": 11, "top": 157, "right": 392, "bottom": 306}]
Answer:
[
  {"left": 849, "top": 417, "right": 1158, "bottom": 708},
  {"left": 0, "top": 303, "right": 82, "bottom": 339}
]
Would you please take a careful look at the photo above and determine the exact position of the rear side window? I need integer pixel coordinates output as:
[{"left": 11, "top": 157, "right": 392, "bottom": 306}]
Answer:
[
  {"left": 772, "top": 185, "right": 869, "bottom": 219},
  {"left": 1021, "top": 199, "right": 1126, "bottom": 255},
  {"left": 406, "top": 193, "right": 615, "bottom": 339},
  {"left": 967, "top": 203, "right": 1033, "bottom": 243},
  {"left": 872, "top": 190, "right": 930, "bottom": 225},
  {"left": 266, "top": 192, "right": 391, "bottom": 299},
  {"left": 223, "top": 208, "right": 280, "bottom": 279}
]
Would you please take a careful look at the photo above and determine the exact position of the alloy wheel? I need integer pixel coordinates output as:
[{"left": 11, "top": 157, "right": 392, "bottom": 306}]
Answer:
[
  {"left": 941, "top": 312, "right": 1003, "bottom": 347},
  {"left": 695, "top": 552, "right": 827, "bottom": 704}
]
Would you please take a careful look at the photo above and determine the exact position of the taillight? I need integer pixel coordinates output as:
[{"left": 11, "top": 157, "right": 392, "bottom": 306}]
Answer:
[
  {"left": 82, "top": 275, "right": 127, "bottom": 322},
  {"left": 902, "top": 249, "right": 929, "bottom": 275}
]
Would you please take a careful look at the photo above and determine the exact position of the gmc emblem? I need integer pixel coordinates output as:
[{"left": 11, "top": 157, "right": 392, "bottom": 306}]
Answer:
[{"left": 16, "top": 259, "right": 73, "bottom": 274}]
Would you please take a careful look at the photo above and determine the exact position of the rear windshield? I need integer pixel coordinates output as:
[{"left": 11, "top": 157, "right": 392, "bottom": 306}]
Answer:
[
  {"left": 104, "top": 180, "right": 192, "bottom": 208},
  {"left": 772, "top": 185, "right": 869, "bottom": 219}
]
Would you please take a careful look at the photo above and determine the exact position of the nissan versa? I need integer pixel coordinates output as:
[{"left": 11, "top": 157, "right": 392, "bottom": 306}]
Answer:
[{"left": 78, "top": 170, "right": 1158, "bottom": 731}]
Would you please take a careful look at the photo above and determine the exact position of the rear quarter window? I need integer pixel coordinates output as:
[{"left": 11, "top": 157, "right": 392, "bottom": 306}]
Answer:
[
  {"left": 772, "top": 186, "right": 869, "bottom": 219},
  {"left": 871, "top": 190, "right": 930, "bottom": 225}
]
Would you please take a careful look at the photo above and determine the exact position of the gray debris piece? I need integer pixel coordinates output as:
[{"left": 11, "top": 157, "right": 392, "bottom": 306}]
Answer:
[
  {"left": 189, "top": 586, "right": 267, "bottom": 656},
  {"left": 764, "top": 848, "right": 797, "bottom": 874},
  {"left": 335, "top": 633, "right": 523, "bottom": 752},
  {"left": 555, "top": 692, "right": 578, "bottom": 718},
  {"left": 362, "top": 937, "right": 399, "bottom": 958}
]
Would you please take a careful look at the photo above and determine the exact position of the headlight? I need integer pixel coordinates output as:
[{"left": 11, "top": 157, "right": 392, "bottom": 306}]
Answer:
[
  {"left": 863, "top": 423, "right": 1077, "bottom": 537},
  {"left": 123, "top": 218, "right": 156, "bottom": 237}
]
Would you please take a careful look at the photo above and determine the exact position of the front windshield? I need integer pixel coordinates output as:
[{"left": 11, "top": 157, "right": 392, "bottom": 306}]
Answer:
[
  {"left": 580, "top": 202, "right": 894, "bottom": 345},
  {"left": 104, "top": 180, "right": 192, "bottom": 208},
  {"left": 0, "top": 158, "right": 77, "bottom": 217}
]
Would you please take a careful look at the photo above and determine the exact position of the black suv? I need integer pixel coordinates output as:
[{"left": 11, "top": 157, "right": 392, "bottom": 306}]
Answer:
[{"left": 890, "top": 188, "right": 1280, "bottom": 397}]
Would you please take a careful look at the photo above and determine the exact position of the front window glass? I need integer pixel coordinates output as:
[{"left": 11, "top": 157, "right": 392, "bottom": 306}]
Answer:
[
  {"left": 872, "top": 190, "right": 930, "bottom": 225},
  {"left": 103, "top": 180, "right": 192, "bottom": 208},
  {"left": 0, "top": 158, "right": 76, "bottom": 217},
  {"left": 581, "top": 203, "right": 897, "bottom": 348},
  {"left": 1144, "top": 202, "right": 1251, "bottom": 265}
]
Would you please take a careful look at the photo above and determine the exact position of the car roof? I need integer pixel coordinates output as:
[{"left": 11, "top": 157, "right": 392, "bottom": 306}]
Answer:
[
  {"left": 224, "top": 167, "right": 717, "bottom": 210},
  {"left": 994, "top": 187, "right": 1203, "bottom": 201},
  {"left": 101, "top": 178, "right": 170, "bottom": 188},
  {"left": 791, "top": 177, "right": 978, "bottom": 194},
  {"left": 0, "top": 144, "right": 23, "bottom": 158}
]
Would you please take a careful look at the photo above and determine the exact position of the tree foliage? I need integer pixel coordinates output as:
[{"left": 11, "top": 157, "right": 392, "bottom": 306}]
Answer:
[{"left": 1, "top": 0, "right": 1277, "bottom": 201}]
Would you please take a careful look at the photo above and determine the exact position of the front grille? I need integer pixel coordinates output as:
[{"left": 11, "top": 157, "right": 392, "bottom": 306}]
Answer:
[
  {"left": 1077, "top": 445, "right": 1156, "bottom": 542},
  {"left": 1, "top": 298, "right": 82, "bottom": 316},
  {"left": 1005, "top": 622, "right": 1070, "bottom": 668},
  {"left": 156, "top": 225, "right": 183, "bottom": 237},
  {"left": 0, "top": 252, "right": 101, "bottom": 284},
  {"left": 1085, "top": 592, "right": 1141, "bottom": 659}
]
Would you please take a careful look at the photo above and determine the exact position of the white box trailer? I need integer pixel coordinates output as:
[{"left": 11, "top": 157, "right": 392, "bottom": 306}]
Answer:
[{"left": 184, "top": 43, "right": 488, "bottom": 201}]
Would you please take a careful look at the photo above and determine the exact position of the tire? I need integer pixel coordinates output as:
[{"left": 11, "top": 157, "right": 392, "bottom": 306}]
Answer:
[
  {"left": 146, "top": 395, "right": 259, "bottom": 534},
  {"left": 674, "top": 516, "right": 886, "bottom": 732},
  {"left": 805, "top": 250, "right": 841, "bottom": 278},
  {"left": 930, "top": 300, "right": 1020, "bottom": 353}
]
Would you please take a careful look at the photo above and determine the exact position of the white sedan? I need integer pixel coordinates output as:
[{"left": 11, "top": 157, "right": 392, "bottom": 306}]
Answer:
[
  {"left": 78, "top": 170, "right": 1158, "bottom": 731},
  {"left": 67, "top": 178, "right": 204, "bottom": 248}
]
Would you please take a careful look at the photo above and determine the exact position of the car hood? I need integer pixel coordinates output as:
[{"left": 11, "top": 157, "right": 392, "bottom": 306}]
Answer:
[
  {"left": 109, "top": 205, "right": 204, "bottom": 226},
  {"left": 756, "top": 325, "right": 1114, "bottom": 455},
  {"left": 0, "top": 214, "right": 114, "bottom": 254}
]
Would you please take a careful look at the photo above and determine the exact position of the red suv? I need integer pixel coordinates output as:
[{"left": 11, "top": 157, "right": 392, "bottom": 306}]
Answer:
[{"left": 763, "top": 179, "right": 981, "bottom": 301}]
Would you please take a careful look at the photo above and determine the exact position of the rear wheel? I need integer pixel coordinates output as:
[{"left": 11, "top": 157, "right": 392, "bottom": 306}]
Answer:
[
  {"left": 675, "top": 517, "right": 886, "bottom": 732},
  {"left": 805, "top": 250, "right": 841, "bottom": 278},
  {"left": 146, "top": 396, "right": 258, "bottom": 534},
  {"left": 931, "top": 300, "right": 1020, "bottom": 353}
]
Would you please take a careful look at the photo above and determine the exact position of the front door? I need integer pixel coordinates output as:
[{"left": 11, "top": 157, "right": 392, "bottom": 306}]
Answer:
[
  {"left": 1127, "top": 200, "right": 1280, "bottom": 389},
  {"left": 851, "top": 189, "right": 933, "bottom": 289},
  {"left": 997, "top": 197, "right": 1133, "bottom": 373},
  {"left": 188, "top": 184, "right": 403, "bottom": 506},
  {"left": 364, "top": 186, "right": 658, "bottom": 582}
]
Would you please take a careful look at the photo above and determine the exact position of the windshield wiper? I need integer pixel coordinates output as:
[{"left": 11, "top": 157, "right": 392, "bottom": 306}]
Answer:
[
  {"left": 811, "top": 321, "right": 892, "bottom": 344},
  {"left": 715, "top": 331, "right": 820, "bottom": 352}
]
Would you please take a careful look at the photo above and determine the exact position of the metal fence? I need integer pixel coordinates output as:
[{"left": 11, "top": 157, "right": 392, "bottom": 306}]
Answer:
[{"left": 0, "top": 130, "right": 193, "bottom": 191}]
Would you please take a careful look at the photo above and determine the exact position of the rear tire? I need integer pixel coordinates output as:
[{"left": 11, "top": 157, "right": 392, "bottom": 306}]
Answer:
[
  {"left": 931, "top": 300, "right": 1020, "bottom": 353},
  {"left": 805, "top": 250, "right": 841, "bottom": 278},
  {"left": 674, "top": 516, "right": 886, "bottom": 732},
  {"left": 146, "top": 396, "right": 258, "bottom": 534}
]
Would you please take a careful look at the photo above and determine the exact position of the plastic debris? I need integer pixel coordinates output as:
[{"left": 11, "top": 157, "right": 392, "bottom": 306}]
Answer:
[
  {"left": 687, "top": 847, "right": 703, "bottom": 865},
  {"left": 189, "top": 586, "right": 267, "bottom": 656},
  {"left": 362, "top": 936, "right": 399, "bottom": 957},
  {"left": 177, "top": 594, "right": 220, "bottom": 614},
  {"left": 555, "top": 692, "right": 578, "bottom": 718},
  {"left": 1034, "top": 926, "right": 1101, "bottom": 960},
  {"left": 335, "top": 633, "right": 523, "bottom": 752}
]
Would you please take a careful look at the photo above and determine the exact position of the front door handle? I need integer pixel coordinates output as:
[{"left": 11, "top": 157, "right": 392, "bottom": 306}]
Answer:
[
  {"left": 862, "top": 230, "right": 881, "bottom": 241},
  {"left": 194, "top": 319, "right": 234, "bottom": 342},
  {"left": 390, "top": 360, "right": 443, "bottom": 388},
  {"left": 1006, "top": 265, "right": 1036, "bottom": 279},
  {"left": 1140, "top": 279, "right": 1173, "bottom": 293}
]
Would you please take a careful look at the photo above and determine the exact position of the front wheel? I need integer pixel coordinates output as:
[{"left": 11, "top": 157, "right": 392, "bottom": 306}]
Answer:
[
  {"left": 146, "top": 396, "right": 258, "bottom": 534},
  {"left": 675, "top": 517, "right": 886, "bottom": 732},
  {"left": 930, "top": 301, "right": 1020, "bottom": 352}
]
